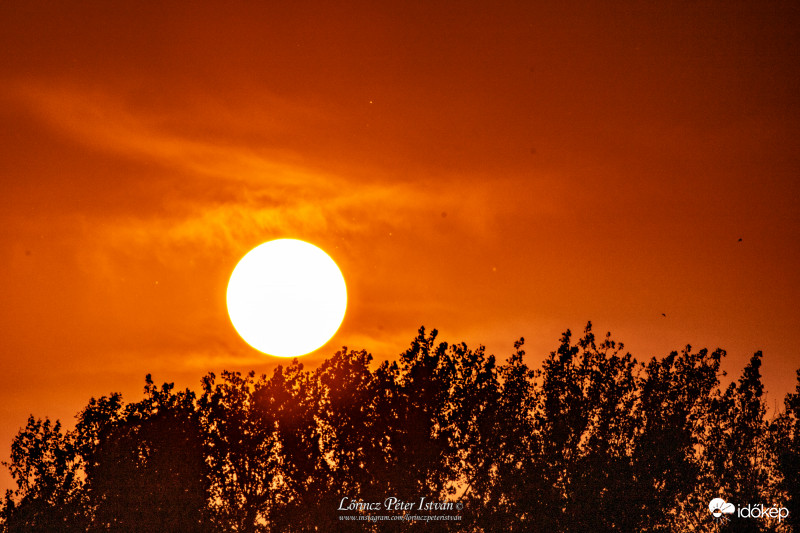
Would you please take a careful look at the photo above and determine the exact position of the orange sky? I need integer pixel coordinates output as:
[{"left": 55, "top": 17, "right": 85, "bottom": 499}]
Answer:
[{"left": 1, "top": 1, "right": 799, "bottom": 491}]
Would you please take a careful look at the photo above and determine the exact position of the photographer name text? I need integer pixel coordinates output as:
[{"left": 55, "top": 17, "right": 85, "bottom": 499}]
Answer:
[{"left": 338, "top": 497, "right": 456, "bottom": 512}]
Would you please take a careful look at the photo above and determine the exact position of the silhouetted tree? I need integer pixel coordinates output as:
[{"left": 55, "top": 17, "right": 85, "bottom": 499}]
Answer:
[
  {"left": 459, "top": 338, "right": 546, "bottom": 532},
  {"left": 535, "top": 323, "right": 640, "bottom": 532},
  {"left": 634, "top": 345, "right": 726, "bottom": 531},
  {"left": 0, "top": 416, "right": 84, "bottom": 532},
  {"left": 771, "top": 370, "right": 800, "bottom": 532},
  {"left": 706, "top": 352, "right": 774, "bottom": 532},
  {"left": 199, "top": 370, "right": 280, "bottom": 532},
  {"left": 258, "top": 359, "right": 334, "bottom": 532},
  {"left": 313, "top": 348, "right": 392, "bottom": 531},
  {"left": 1, "top": 326, "right": 796, "bottom": 532},
  {"left": 83, "top": 376, "right": 207, "bottom": 532}
]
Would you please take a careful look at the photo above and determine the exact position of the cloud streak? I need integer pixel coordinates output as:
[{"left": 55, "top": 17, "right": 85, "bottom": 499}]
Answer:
[{"left": 6, "top": 81, "right": 542, "bottom": 373}]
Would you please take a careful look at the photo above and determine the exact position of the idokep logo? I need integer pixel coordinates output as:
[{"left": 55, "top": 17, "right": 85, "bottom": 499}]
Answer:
[
  {"left": 708, "top": 497, "right": 790, "bottom": 524},
  {"left": 709, "top": 498, "right": 735, "bottom": 523}
]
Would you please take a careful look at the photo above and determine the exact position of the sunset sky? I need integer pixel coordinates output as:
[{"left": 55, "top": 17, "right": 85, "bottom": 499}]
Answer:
[{"left": 1, "top": 1, "right": 799, "bottom": 491}]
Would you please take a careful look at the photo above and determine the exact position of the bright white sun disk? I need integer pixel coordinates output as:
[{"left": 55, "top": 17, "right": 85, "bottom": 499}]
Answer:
[{"left": 226, "top": 239, "right": 347, "bottom": 357}]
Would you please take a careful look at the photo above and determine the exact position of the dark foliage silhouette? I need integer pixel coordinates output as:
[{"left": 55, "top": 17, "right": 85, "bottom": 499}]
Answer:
[
  {"left": 2, "top": 324, "right": 797, "bottom": 532},
  {"left": 85, "top": 377, "right": 207, "bottom": 532}
]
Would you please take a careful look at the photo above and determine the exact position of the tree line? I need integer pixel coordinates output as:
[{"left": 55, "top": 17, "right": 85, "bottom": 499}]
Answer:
[{"left": 2, "top": 323, "right": 799, "bottom": 532}]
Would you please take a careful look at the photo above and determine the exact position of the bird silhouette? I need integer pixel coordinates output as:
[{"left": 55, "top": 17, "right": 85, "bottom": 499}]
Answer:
[
  {"left": 738, "top": 238, "right": 743, "bottom": 242},
  {"left": 661, "top": 313, "right": 666, "bottom": 317}
]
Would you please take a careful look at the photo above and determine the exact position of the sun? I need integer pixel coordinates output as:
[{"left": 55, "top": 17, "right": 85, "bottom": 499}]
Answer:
[{"left": 226, "top": 239, "right": 347, "bottom": 357}]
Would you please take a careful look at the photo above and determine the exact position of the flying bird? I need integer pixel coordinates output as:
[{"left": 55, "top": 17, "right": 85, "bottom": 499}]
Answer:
[
  {"left": 661, "top": 313, "right": 666, "bottom": 317},
  {"left": 738, "top": 238, "right": 743, "bottom": 242}
]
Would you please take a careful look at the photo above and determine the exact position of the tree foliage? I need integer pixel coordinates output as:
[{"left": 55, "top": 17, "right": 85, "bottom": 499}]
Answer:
[{"left": 2, "top": 324, "right": 797, "bottom": 532}]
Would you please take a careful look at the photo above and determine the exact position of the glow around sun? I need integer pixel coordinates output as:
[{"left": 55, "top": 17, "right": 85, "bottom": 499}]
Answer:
[{"left": 226, "top": 239, "right": 347, "bottom": 357}]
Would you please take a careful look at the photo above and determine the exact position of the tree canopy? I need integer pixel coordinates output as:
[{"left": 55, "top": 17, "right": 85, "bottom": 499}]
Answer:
[{"left": 2, "top": 324, "right": 797, "bottom": 532}]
